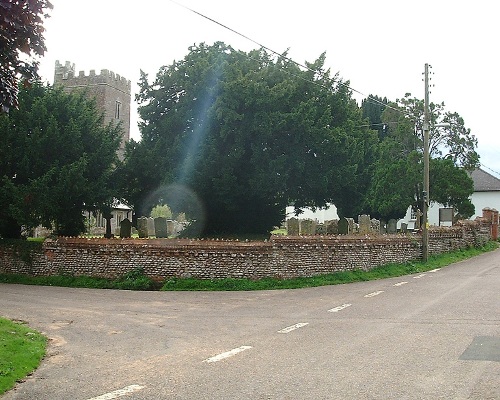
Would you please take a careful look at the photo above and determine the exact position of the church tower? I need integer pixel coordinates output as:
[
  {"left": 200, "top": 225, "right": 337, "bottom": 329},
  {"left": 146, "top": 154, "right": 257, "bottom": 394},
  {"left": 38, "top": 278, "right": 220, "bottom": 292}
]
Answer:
[{"left": 54, "top": 60, "right": 131, "bottom": 160}]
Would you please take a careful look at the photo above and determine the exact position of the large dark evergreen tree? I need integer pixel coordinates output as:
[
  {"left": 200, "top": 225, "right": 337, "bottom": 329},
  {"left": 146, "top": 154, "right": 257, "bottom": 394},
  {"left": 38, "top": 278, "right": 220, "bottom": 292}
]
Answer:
[
  {"left": 0, "top": 83, "right": 121, "bottom": 237},
  {"left": 119, "top": 42, "right": 377, "bottom": 236}
]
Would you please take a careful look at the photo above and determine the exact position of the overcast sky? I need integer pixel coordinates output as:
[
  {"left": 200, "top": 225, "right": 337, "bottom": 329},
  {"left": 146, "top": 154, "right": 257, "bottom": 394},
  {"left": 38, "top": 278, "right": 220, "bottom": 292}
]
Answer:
[{"left": 38, "top": 0, "right": 500, "bottom": 177}]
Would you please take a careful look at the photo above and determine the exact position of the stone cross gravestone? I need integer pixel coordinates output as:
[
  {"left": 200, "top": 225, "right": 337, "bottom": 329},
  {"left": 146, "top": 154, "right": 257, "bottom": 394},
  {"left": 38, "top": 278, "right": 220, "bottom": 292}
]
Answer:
[
  {"left": 154, "top": 217, "right": 168, "bottom": 238},
  {"left": 137, "top": 217, "right": 149, "bottom": 238},
  {"left": 119, "top": 218, "right": 132, "bottom": 238}
]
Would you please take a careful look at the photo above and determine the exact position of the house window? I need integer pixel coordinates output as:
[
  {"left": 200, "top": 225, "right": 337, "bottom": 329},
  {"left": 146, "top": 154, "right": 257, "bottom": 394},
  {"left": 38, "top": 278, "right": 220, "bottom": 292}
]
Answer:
[
  {"left": 410, "top": 207, "right": 417, "bottom": 220},
  {"left": 115, "top": 101, "right": 121, "bottom": 119}
]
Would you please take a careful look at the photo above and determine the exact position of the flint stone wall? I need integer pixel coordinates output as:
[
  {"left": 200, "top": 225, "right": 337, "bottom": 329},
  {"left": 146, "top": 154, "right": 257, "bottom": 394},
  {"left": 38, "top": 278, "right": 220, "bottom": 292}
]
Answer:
[{"left": 0, "top": 222, "right": 491, "bottom": 281}]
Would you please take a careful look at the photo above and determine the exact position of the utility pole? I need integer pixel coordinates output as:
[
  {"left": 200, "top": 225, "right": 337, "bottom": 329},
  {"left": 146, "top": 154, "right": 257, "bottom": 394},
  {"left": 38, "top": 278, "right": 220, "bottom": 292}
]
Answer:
[{"left": 422, "top": 63, "right": 431, "bottom": 262}]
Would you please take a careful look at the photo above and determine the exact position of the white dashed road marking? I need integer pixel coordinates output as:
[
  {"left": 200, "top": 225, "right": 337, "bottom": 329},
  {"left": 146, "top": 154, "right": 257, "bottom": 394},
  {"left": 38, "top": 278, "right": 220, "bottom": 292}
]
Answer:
[
  {"left": 413, "top": 274, "right": 427, "bottom": 279},
  {"left": 428, "top": 268, "right": 441, "bottom": 273},
  {"left": 393, "top": 281, "right": 408, "bottom": 287},
  {"left": 203, "top": 346, "right": 253, "bottom": 363},
  {"left": 87, "top": 385, "right": 144, "bottom": 400},
  {"left": 364, "top": 291, "right": 384, "bottom": 298},
  {"left": 328, "top": 303, "right": 352, "bottom": 313},
  {"left": 278, "top": 322, "right": 309, "bottom": 334}
]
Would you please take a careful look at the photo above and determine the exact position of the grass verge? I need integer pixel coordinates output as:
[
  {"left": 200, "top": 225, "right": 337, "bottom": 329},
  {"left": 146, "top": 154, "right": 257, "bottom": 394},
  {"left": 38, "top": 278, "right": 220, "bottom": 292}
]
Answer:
[
  {"left": 0, "top": 242, "right": 497, "bottom": 292},
  {"left": 0, "top": 318, "right": 46, "bottom": 395}
]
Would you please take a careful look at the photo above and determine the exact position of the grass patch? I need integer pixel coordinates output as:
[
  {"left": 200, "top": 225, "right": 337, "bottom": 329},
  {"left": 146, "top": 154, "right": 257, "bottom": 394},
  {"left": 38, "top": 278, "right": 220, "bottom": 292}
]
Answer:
[
  {"left": 0, "top": 318, "right": 46, "bottom": 395},
  {"left": 0, "top": 268, "right": 157, "bottom": 291}
]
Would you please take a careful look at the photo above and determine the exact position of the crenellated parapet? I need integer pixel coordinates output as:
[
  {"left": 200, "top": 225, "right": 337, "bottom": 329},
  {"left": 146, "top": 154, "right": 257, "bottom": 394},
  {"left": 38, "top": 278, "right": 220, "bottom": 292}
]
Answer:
[{"left": 54, "top": 60, "right": 131, "bottom": 94}]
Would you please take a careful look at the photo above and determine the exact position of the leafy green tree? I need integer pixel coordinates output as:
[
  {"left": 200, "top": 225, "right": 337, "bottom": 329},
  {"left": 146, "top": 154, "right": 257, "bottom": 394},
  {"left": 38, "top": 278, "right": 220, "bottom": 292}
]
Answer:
[
  {"left": 150, "top": 204, "right": 172, "bottom": 219},
  {"left": 120, "top": 42, "right": 377, "bottom": 235},
  {"left": 0, "top": 0, "right": 52, "bottom": 112},
  {"left": 364, "top": 94, "right": 476, "bottom": 221},
  {"left": 430, "top": 158, "right": 474, "bottom": 220},
  {"left": 0, "top": 83, "right": 121, "bottom": 238}
]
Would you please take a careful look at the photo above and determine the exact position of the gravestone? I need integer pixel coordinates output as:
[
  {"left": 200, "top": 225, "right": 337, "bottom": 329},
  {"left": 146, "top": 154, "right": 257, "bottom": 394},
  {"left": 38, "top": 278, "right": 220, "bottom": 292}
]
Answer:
[
  {"left": 380, "top": 220, "right": 387, "bottom": 234},
  {"left": 326, "top": 219, "right": 339, "bottom": 234},
  {"left": 287, "top": 218, "right": 299, "bottom": 236},
  {"left": 358, "top": 214, "right": 371, "bottom": 234},
  {"left": 147, "top": 217, "right": 155, "bottom": 237},
  {"left": 370, "top": 218, "right": 380, "bottom": 233},
  {"left": 300, "top": 219, "right": 316, "bottom": 235},
  {"left": 119, "top": 218, "right": 132, "bottom": 238},
  {"left": 167, "top": 220, "right": 176, "bottom": 237},
  {"left": 346, "top": 218, "right": 356, "bottom": 234},
  {"left": 415, "top": 209, "right": 423, "bottom": 230},
  {"left": 154, "top": 217, "right": 168, "bottom": 238},
  {"left": 338, "top": 218, "right": 349, "bottom": 235},
  {"left": 401, "top": 222, "right": 408, "bottom": 234},
  {"left": 387, "top": 219, "right": 397, "bottom": 234},
  {"left": 137, "top": 217, "right": 149, "bottom": 238}
]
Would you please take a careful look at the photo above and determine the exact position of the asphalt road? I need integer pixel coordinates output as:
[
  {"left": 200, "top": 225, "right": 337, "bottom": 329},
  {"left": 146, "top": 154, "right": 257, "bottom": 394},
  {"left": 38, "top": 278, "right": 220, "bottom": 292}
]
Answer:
[{"left": 1, "top": 249, "right": 499, "bottom": 400}]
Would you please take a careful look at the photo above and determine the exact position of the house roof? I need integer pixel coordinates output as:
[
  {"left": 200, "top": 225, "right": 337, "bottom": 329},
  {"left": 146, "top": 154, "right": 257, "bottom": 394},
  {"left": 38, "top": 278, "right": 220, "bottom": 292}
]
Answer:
[{"left": 469, "top": 168, "right": 500, "bottom": 192}]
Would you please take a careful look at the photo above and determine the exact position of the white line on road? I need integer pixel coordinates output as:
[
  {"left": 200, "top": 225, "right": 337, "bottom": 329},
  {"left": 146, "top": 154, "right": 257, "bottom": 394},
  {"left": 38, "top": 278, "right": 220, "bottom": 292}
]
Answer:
[
  {"left": 328, "top": 303, "right": 352, "bottom": 313},
  {"left": 87, "top": 385, "right": 144, "bottom": 400},
  {"left": 428, "top": 268, "right": 441, "bottom": 273},
  {"left": 203, "top": 346, "right": 253, "bottom": 363},
  {"left": 364, "top": 291, "right": 384, "bottom": 298},
  {"left": 413, "top": 274, "right": 427, "bottom": 279},
  {"left": 278, "top": 322, "right": 309, "bottom": 333},
  {"left": 393, "top": 281, "right": 409, "bottom": 287}
]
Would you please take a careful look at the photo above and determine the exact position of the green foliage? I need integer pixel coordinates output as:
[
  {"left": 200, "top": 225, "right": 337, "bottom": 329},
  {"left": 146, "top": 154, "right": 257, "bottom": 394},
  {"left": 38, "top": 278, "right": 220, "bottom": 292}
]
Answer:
[
  {"left": 0, "top": 318, "right": 46, "bottom": 395},
  {"left": 119, "top": 42, "right": 377, "bottom": 235},
  {"left": 361, "top": 94, "right": 389, "bottom": 139},
  {"left": 0, "top": 0, "right": 52, "bottom": 112},
  {"left": 430, "top": 158, "right": 475, "bottom": 219},
  {"left": 0, "top": 239, "right": 42, "bottom": 266},
  {"left": 150, "top": 204, "right": 172, "bottom": 219},
  {"left": 364, "top": 93, "right": 478, "bottom": 221},
  {"left": 113, "top": 268, "right": 155, "bottom": 291},
  {"left": 0, "top": 268, "right": 155, "bottom": 291},
  {"left": 0, "top": 83, "right": 121, "bottom": 238}
]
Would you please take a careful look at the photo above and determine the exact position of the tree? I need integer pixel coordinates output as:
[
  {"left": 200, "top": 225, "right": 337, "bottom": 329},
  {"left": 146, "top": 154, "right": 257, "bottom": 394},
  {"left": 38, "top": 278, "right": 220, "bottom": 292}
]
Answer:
[
  {"left": 0, "top": 0, "right": 52, "bottom": 113},
  {"left": 120, "top": 42, "right": 377, "bottom": 236},
  {"left": 361, "top": 94, "right": 388, "bottom": 139},
  {"left": 0, "top": 83, "right": 121, "bottom": 238},
  {"left": 364, "top": 94, "right": 477, "bottom": 221}
]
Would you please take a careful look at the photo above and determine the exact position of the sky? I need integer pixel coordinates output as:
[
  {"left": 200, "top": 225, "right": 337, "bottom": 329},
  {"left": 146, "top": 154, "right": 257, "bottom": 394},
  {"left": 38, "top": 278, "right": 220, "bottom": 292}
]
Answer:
[{"left": 37, "top": 0, "right": 500, "bottom": 178}]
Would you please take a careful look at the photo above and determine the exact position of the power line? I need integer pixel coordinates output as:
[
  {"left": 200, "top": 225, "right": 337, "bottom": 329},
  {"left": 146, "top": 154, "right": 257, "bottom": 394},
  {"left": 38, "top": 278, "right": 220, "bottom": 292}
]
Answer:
[
  {"left": 168, "top": 0, "right": 404, "bottom": 116},
  {"left": 480, "top": 163, "right": 500, "bottom": 178}
]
